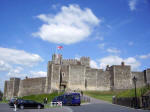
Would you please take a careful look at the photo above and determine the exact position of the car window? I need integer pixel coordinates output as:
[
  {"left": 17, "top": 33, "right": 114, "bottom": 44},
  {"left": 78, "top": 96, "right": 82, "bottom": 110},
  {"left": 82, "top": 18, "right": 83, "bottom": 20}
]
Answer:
[
  {"left": 57, "top": 96, "right": 63, "bottom": 100},
  {"left": 65, "top": 95, "right": 72, "bottom": 100},
  {"left": 74, "top": 95, "right": 80, "bottom": 99},
  {"left": 28, "top": 101, "right": 34, "bottom": 103}
]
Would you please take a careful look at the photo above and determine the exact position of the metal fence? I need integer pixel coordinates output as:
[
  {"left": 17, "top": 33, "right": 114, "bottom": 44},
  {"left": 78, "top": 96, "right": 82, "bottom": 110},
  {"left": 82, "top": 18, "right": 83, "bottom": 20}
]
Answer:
[
  {"left": 81, "top": 96, "right": 91, "bottom": 103},
  {"left": 113, "top": 96, "right": 150, "bottom": 109}
]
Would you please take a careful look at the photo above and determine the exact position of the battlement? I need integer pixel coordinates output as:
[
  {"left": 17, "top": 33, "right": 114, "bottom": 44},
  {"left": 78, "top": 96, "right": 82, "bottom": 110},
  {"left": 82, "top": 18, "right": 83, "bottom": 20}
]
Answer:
[
  {"left": 50, "top": 54, "right": 90, "bottom": 67},
  {"left": 62, "top": 59, "right": 78, "bottom": 65},
  {"left": 10, "top": 77, "right": 20, "bottom": 81},
  {"left": 80, "top": 56, "right": 90, "bottom": 67}
]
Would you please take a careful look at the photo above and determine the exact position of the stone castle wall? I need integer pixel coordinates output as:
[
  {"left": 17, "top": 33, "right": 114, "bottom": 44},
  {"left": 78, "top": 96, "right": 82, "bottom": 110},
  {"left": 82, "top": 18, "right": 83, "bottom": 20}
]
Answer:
[
  {"left": 3, "top": 78, "right": 20, "bottom": 100},
  {"left": 97, "top": 70, "right": 111, "bottom": 91},
  {"left": 18, "top": 77, "right": 46, "bottom": 97},
  {"left": 3, "top": 54, "right": 150, "bottom": 99},
  {"left": 85, "top": 68, "right": 98, "bottom": 90},
  {"left": 112, "top": 65, "right": 132, "bottom": 90},
  {"left": 146, "top": 69, "right": 150, "bottom": 84},
  {"left": 68, "top": 65, "right": 86, "bottom": 90},
  {"left": 132, "top": 72, "right": 146, "bottom": 88}
]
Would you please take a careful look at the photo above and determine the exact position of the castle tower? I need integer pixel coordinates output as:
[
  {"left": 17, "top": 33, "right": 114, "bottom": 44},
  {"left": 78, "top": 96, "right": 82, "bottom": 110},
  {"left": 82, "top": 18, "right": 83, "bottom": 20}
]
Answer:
[
  {"left": 4, "top": 77, "right": 20, "bottom": 100},
  {"left": 110, "top": 62, "right": 132, "bottom": 90},
  {"left": 80, "top": 57, "right": 90, "bottom": 67},
  {"left": 52, "top": 54, "right": 62, "bottom": 64}
]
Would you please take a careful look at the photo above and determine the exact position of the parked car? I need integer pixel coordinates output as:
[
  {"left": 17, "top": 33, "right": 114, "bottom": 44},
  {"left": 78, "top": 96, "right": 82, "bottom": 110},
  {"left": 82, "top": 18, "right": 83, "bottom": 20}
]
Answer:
[
  {"left": 53, "top": 93, "right": 81, "bottom": 106},
  {"left": 17, "top": 99, "right": 44, "bottom": 109}
]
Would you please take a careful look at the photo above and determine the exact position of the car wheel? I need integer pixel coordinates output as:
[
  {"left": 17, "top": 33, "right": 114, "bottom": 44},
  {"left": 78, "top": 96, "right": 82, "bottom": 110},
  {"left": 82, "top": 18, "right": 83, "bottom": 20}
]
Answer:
[
  {"left": 20, "top": 105, "right": 24, "bottom": 109},
  {"left": 37, "top": 105, "right": 41, "bottom": 109}
]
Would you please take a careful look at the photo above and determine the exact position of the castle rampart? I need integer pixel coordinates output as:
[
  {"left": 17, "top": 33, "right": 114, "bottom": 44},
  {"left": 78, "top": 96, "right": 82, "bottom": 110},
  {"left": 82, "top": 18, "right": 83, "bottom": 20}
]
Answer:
[
  {"left": 3, "top": 54, "right": 150, "bottom": 100},
  {"left": 18, "top": 77, "right": 46, "bottom": 97}
]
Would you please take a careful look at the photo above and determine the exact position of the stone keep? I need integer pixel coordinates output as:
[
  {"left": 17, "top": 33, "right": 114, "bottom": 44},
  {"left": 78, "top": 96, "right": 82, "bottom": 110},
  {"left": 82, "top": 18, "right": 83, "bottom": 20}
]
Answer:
[{"left": 3, "top": 54, "right": 150, "bottom": 99}]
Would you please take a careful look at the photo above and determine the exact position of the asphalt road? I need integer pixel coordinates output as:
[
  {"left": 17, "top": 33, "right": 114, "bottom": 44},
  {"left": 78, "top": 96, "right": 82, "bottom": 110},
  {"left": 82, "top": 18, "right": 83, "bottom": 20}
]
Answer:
[
  {"left": 0, "top": 102, "right": 150, "bottom": 112},
  {"left": 70, "top": 103, "right": 150, "bottom": 112},
  {"left": 0, "top": 103, "right": 70, "bottom": 112}
]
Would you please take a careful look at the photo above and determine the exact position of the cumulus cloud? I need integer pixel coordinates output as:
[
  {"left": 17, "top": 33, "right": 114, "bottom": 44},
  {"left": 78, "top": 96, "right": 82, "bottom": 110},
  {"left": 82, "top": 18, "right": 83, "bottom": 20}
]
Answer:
[
  {"left": 32, "top": 4, "right": 100, "bottom": 44},
  {"left": 30, "top": 71, "right": 47, "bottom": 77},
  {"left": 0, "top": 47, "right": 43, "bottom": 67},
  {"left": 138, "top": 53, "right": 150, "bottom": 59},
  {"left": 7, "top": 66, "right": 26, "bottom": 77},
  {"left": 129, "top": 0, "right": 138, "bottom": 11},
  {"left": 0, "top": 60, "right": 11, "bottom": 71},
  {"left": 107, "top": 48, "right": 120, "bottom": 54},
  {"left": 90, "top": 60, "right": 99, "bottom": 69},
  {"left": 99, "top": 55, "right": 140, "bottom": 70}
]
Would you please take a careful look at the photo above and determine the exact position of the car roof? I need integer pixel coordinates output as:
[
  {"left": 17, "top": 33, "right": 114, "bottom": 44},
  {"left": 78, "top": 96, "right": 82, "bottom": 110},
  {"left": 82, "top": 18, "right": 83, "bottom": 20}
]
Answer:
[{"left": 63, "top": 92, "right": 80, "bottom": 95}]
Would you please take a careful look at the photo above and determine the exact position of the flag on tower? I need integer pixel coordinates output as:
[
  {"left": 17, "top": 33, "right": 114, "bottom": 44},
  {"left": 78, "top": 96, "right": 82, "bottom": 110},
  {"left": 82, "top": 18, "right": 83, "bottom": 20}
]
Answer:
[{"left": 57, "top": 46, "right": 63, "bottom": 50}]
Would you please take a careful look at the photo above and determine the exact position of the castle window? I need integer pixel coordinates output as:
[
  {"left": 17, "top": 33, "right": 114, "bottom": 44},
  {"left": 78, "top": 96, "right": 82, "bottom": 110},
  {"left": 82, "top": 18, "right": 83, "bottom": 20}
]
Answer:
[{"left": 62, "top": 72, "right": 65, "bottom": 77}]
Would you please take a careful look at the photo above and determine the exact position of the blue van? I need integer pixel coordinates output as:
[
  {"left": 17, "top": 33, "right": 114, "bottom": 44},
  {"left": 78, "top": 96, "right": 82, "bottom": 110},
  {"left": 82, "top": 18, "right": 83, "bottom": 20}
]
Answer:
[{"left": 53, "top": 93, "right": 81, "bottom": 106}]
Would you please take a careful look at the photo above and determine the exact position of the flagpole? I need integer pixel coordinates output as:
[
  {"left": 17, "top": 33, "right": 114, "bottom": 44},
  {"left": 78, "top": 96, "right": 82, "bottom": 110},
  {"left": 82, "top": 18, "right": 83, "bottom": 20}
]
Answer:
[{"left": 55, "top": 45, "right": 57, "bottom": 55}]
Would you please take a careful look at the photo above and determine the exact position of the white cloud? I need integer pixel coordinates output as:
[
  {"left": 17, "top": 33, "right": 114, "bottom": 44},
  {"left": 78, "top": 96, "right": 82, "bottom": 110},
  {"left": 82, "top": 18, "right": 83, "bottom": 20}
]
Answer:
[
  {"left": 107, "top": 48, "right": 120, "bottom": 54},
  {"left": 7, "top": 66, "right": 26, "bottom": 77},
  {"left": 0, "top": 47, "right": 43, "bottom": 67},
  {"left": 30, "top": 71, "right": 47, "bottom": 78},
  {"left": 128, "top": 41, "right": 134, "bottom": 46},
  {"left": 75, "top": 54, "right": 81, "bottom": 60},
  {"left": 0, "top": 60, "right": 11, "bottom": 71},
  {"left": 138, "top": 53, "right": 150, "bottom": 59},
  {"left": 98, "top": 43, "right": 105, "bottom": 49},
  {"left": 33, "top": 4, "right": 100, "bottom": 44},
  {"left": 90, "top": 60, "right": 99, "bottom": 69},
  {"left": 129, "top": 0, "right": 138, "bottom": 11},
  {"left": 99, "top": 55, "right": 140, "bottom": 70}
]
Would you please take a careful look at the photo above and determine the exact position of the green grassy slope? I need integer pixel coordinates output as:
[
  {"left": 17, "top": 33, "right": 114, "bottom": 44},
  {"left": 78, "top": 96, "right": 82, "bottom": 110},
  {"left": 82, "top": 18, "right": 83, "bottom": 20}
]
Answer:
[
  {"left": 84, "top": 86, "right": 150, "bottom": 103},
  {"left": 84, "top": 91, "right": 118, "bottom": 103},
  {"left": 116, "top": 86, "right": 150, "bottom": 98}
]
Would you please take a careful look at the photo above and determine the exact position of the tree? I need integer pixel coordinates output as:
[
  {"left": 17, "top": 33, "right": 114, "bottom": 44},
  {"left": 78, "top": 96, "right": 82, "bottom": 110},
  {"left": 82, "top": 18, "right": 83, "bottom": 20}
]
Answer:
[{"left": 0, "top": 90, "right": 3, "bottom": 101}]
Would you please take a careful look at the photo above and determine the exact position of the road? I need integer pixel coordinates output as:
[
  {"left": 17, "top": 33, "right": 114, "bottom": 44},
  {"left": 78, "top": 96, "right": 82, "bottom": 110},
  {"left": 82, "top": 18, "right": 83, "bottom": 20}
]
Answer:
[{"left": 0, "top": 100, "right": 150, "bottom": 112}]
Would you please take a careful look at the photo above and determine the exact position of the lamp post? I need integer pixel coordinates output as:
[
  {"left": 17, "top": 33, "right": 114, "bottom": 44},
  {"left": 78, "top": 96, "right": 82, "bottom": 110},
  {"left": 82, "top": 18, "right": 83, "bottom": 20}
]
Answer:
[{"left": 132, "top": 76, "right": 138, "bottom": 108}]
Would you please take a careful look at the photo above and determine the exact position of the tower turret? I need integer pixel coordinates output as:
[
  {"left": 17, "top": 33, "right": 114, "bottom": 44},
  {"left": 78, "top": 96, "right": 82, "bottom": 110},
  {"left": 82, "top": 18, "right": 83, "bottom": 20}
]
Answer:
[{"left": 80, "top": 56, "right": 90, "bottom": 67}]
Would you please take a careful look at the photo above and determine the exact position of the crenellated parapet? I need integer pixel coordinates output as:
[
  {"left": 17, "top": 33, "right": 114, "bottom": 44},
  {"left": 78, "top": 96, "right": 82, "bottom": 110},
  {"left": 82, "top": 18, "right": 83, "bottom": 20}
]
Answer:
[{"left": 62, "top": 59, "right": 78, "bottom": 65}]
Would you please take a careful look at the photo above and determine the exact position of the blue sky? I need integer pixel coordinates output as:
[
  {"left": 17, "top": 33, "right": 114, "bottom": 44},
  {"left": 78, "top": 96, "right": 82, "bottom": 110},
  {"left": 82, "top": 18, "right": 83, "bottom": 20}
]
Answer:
[{"left": 0, "top": 0, "right": 150, "bottom": 91}]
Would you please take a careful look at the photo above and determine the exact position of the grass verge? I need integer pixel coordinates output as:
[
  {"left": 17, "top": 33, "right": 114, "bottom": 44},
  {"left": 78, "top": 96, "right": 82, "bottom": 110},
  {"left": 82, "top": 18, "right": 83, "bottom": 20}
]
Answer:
[
  {"left": 84, "top": 91, "right": 118, "bottom": 103},
  {"left": 116, "top": 86, "right": 150, "bottom": 98}
]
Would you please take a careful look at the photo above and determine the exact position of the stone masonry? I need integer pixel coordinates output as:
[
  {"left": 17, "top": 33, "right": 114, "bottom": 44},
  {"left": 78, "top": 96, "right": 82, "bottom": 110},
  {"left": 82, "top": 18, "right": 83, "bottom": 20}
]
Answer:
[{"left": 3, "top": 54, "right": 150, "bottom": 99}]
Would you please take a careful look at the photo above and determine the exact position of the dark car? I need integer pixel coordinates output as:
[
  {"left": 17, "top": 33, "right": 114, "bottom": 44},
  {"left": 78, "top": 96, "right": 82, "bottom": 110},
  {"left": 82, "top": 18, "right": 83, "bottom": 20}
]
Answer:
[
  {"left": 17, "top": 99, "right": 44, "bottom": 109},
  {"left": 53, "top": 93, "right": 81, "bottom": 106},
  {"left": 9, "top": 98, "right": 17, "bottom": 107}
]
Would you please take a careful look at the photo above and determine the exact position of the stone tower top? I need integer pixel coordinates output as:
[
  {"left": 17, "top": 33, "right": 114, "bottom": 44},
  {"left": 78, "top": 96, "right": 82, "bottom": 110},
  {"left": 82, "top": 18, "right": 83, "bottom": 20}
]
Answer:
[
  {"left": 80, "top": 56, "right": 90, "bottom": 67},
  {"left": 52, "top": 54, "right": 62, "bottom": 64}
]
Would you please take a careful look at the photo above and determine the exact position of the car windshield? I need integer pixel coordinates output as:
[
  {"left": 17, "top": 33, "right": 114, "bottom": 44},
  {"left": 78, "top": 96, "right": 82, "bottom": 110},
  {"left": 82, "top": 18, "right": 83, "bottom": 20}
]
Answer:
[
  {"left": 10, "top": 99, "right": 16, "bottom": 102},
  {"left": 73, "top": 95, "right": 80, "bottom": 99}
]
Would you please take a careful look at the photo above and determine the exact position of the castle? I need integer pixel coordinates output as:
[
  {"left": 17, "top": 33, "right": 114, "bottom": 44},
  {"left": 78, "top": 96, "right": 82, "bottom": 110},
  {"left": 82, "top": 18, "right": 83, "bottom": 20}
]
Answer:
[{"left": 3, "top": 54, "right": 150, "bottom": 99}]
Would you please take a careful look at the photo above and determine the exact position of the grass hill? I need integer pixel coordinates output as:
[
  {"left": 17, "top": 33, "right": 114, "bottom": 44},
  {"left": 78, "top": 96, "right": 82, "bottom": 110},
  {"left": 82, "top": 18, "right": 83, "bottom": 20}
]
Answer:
[
  {"left": 116, "top": 86, "right": 150, "bottom": 98},
  {"left": 84, "top": 86, "right": 150, "bottom": 103}
]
